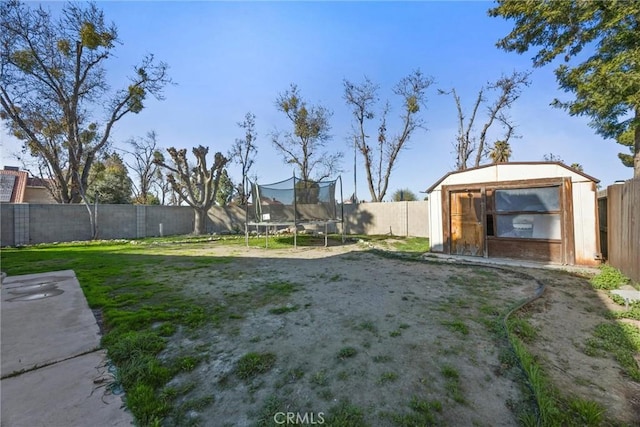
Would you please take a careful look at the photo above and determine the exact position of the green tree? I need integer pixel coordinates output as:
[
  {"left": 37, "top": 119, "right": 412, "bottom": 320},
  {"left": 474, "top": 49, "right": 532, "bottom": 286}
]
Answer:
[
  {"left": 0, "top": 0, "right": 171, "bottom": 204},
  {"left": 272, "top": 84, "right": 342, "bottom": 182},
  {"left": 391, "top": 188, "right": 417, "bottom": 202},
  {"left": 489, "top": 140, "right": 513, "bottom": 163},
  {"left": 216, "top": 169, "right": 234, "bottom": 206},
  {"left": 229, "top": 112, "right": 257, "bottom": 205},
  {"left": 155, "top": 146, "right": 228, "bottom": 235},
  {"left": 344, "top": 70, "right": 433, "bottom": 202},
  {"left": 87, "top": 152, "right": 132, "bottom": 204},
  {"left": 489, "top": 1, "right": 640, "bottom": 177},
  {"left": 570, "top": 163, "right": 584, "bottom": 172}
]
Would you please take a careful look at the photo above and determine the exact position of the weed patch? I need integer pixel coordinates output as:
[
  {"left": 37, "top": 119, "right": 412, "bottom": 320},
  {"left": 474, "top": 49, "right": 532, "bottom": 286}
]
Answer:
[
  {"left": 268, "top": 305, "right": 299, "bottom": 315},
  {"left": 235, "top": 352, "right": 277, "bottom": 380},
  {"left": 441, "top": 319, "right": 469, "bottom": 335},
  {"left": 383, "top": 397, "right": 441, "bottom": 426},
  {"left": 590, "top": 265, "right": 630, "bottom": 290},
  {"left": 337, "top": 347, "right": 358, "bottom": 360},
  {"left": 324, "top": 400, "right": 366, "bottom": 426},
  {"left": 376, "top": 371, "right": 398, "bottom": 385},
  {"left": 585, "top": 322, "right": 640, "bottom": 381}
]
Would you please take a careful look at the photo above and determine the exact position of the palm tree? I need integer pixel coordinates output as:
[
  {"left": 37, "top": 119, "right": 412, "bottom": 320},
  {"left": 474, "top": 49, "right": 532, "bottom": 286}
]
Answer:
[{"left": 490, "top": 141, "right": 512, "bottom": 163}]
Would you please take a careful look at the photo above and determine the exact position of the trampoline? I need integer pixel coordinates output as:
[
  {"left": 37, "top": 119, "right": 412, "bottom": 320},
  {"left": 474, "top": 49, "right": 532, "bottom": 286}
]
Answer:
[{"left": 245, "top": 175, "right": 344, "bottom": 247}]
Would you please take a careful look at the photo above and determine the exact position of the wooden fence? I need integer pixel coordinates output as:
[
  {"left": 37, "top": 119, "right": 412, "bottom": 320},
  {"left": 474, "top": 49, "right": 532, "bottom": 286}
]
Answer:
[{"left": 603, "top": 179, "right": 640, "bottom": 283}]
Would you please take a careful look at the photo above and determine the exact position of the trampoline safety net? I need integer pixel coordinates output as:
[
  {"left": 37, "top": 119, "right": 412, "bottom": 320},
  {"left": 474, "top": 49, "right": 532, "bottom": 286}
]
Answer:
[{"left": 250, "top": 176, "right": 342, "bottom": 223}]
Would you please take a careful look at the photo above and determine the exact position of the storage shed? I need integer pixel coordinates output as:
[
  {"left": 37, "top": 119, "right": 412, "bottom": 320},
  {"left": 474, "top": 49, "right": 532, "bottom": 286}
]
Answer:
[{"left": 425, "top": 162, "right": 601, "bottom": 266}]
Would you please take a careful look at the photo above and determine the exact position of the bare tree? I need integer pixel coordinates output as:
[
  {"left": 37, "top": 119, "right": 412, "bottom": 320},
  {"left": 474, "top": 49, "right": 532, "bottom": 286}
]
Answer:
[
  {"left": 0, "top": 1, "right": 171, "bottom": 204},
  {"left": 229, "top": 112, "right": 257, "bottom": 205},
  {"left": 439, "top": 71, "right": 530, "bottom": 170},
  {"left": 543, "top": 153, "right": 563, "bottom": 162},
  {"left": 124, "top": 131, "right": 163, "bottom": 204},
  {"left": 272, "top": 84, "right": 341, "bottom": 182},
  {"left": 155, "top": 146, "right": 228, "bottom": 235},
  {"left": 344, "top": 70, "right": 433, "bottom": 202},
  {"left": 155, "top": 167, "right": 178, "bottom": 206}
]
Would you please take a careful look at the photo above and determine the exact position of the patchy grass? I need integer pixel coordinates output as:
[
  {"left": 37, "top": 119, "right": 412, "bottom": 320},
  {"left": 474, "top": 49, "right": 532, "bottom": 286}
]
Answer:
[
  {"left": 1, "top": 241, "right": 223, "bottom": 423},
  {"left": 441, "top": 365, "right": 465, "bottom": 404},
  {"left": 324, "top": 400, "right": 366, "bottom": 426},
  {"left": 506, "top": 313, "right": 611, "bottom": 426},
  {"left": 441, "top": 319, "right": 470, "bottom": 335},
  {"left": 508, "top": 316, "right": 538, "bottom": 343},
  {"left": 337, "top": 347, "right": 358, "bottom": 360},
  {"left": 357, "top": 320, "right": 378, "bottom": 334},
  {"left": 3, "top": 236, "right": 635, "bottom": 426},
  {"left": 235, "top": 352, "right": 277, "bottom": 380},
  {"left": 383, "top": 397, "right": 442, "bottom": 426},
  {"left": 585, "top": 322, "right": 640, "bottom": 381},
  {"left": 268, "top": 305, "right": 299, "bottom": 315},
  {"left": 357, "top": 235, "right": 430, "bottom": 259},
  {"left": 376, "top": 371, "right": 398, "bottom": 385}
]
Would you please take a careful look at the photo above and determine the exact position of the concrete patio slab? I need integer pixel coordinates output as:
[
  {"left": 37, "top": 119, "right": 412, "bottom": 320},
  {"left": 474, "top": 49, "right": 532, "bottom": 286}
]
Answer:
[
  {"left": 1, "top": 350, "right": 132, "bottom": 427},
  {"left": 1, "top": 270, "right": 133, "bottom": 426},
  {"left": 611, "top": 288, "right": 640, "bottom": 303},
  {"left": 1, "top": 270, "right": 101, "bottom": 376}
]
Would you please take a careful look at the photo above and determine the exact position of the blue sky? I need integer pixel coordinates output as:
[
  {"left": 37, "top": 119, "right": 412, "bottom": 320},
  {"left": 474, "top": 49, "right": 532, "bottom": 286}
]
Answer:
[{"left": 0, "top": 1, "right": 632, "bottom": 201}]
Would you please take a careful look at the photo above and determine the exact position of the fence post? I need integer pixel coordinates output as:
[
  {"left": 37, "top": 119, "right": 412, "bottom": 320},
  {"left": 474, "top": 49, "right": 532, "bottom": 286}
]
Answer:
[
  {"left": 405, "top": 201, "right": 409, "bottom": 237},
  {"left": 14, "top": 204, "right": 29, "bottom": 245},
  {"left": 136, "top": 205, "right": 146, "bottom": 238}
]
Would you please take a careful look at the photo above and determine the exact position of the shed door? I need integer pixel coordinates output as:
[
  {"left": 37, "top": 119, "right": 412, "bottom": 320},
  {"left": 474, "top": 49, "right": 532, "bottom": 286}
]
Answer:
[{"left": 450, "top": 191, "right": 484, "bottom": 256}]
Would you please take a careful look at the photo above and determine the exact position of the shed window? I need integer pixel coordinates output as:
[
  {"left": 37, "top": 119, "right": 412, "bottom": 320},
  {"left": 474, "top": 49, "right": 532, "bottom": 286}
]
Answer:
[
  {"left": 495, "top": 187, "right": 560, "bottom": 212},
  {"left": 494, "top": 186, "right": 561, "bottom": 240}
]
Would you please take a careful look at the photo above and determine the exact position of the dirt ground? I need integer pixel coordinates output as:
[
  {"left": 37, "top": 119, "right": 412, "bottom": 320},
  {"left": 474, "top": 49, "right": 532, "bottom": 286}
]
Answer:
[{"left": 154, "top": 241, "right": 640, "bottom": 426}]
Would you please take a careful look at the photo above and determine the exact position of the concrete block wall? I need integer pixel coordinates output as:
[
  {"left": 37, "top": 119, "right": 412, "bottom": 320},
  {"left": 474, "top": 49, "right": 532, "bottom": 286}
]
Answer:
[
  {"left": 145, "top": 205, "right": 195, "bottom": 237},
  {"left": 207, "top": 205, "right": 247, "bottom": 233},
  {"left": 342, "top": 201, "right": 429, "bottom": 237},
  {"left": 14, "top": 204, "right": 29, "bottom": 245},
  {"left": 0, "top": 201, "right": 430, "bottom": 246},
  {"left": 29, "top": 204, "right": 91, "bottom": 243},
  {"left": 1, "top": 203, "right": 15, "bottom": 246},
  {"left": 0, "top": 204, "right": 195, "bottom": 246},
  {"left": 96, "top": 205, "right": 138, "bottom": 240}
]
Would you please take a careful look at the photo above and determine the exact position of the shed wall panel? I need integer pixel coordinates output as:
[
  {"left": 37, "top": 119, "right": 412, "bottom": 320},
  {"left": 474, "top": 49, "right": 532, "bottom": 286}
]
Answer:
[
  {"left": 428, "top": 190, "right": 444, "bottom": 251},
  {"left": 572, "top": 182, "right": 599, "bottom": 265}
]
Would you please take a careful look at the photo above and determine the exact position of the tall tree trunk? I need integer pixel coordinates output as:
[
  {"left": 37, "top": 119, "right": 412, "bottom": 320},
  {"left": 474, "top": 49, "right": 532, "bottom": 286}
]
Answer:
[{"left": 193, "top": 208, "right": 207, "bottom": 235}]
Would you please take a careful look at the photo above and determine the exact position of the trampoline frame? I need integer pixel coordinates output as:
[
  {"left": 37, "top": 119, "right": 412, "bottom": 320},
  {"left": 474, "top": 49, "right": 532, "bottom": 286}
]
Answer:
[{"left": 244, "top": 174, "right": 344, "bottom": 248}]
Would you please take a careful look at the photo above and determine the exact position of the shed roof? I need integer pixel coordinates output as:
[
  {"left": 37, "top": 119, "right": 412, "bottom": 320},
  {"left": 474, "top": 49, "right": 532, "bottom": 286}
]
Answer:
[{"left": 425, "top": 162, "right": 599, "bottom": 194}]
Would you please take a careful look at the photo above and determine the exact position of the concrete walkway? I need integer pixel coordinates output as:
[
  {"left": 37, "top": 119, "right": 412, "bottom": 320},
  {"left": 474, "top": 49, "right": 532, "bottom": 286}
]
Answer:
[
  {"left": 1, "top": 270, "right": 133, "bottom": 426},
  {"left": 421, "top": 252, "right": 601, "bottom": 275}
]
